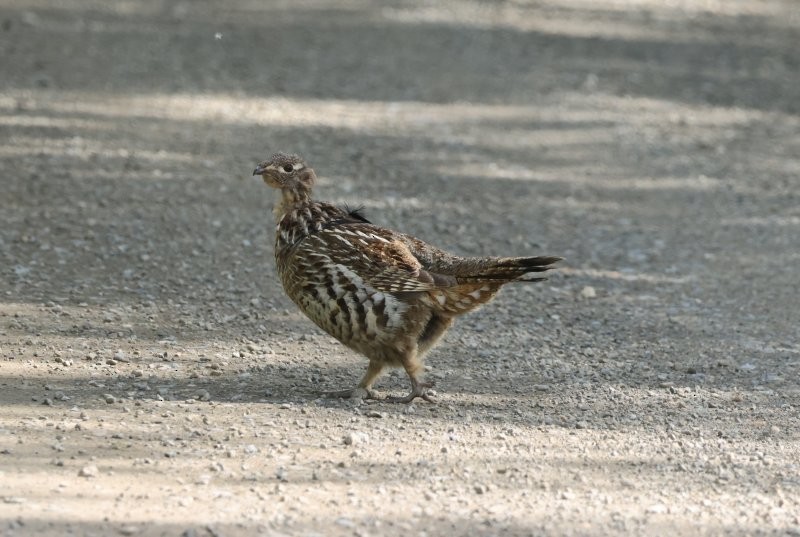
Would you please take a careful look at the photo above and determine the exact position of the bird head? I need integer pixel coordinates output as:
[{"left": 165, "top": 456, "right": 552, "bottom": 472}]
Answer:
[{"left": 253, "top": 153, "right": 316, "bottom": 193}]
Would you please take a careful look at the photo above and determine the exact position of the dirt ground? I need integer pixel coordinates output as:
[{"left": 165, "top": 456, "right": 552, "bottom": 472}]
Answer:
[{"left": 1, "top": 1, "right": 799, "bottom": 536}]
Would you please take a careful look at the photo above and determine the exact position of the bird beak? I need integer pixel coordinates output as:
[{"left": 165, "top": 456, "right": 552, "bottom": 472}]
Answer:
[{"left": 253, "top": 165, "right": 266, "bottom": 176}]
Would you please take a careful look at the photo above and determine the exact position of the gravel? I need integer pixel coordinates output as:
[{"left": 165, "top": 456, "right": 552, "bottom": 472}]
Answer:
[{"left": 1, "top": 0, "right": 799, "bottom": 536}]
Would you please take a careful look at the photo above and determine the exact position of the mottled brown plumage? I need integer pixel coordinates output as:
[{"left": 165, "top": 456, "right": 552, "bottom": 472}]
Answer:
[{"left": 253, "top": 153, "right": 562, "bottom": 402}]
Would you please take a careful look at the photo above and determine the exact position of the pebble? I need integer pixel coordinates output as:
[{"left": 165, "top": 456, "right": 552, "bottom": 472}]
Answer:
[
  {"left": 580, "top": 285, "right": 597, "bottom": 299},
  {"left": 21, "top": 11, "right": 40, "bottom": 26},
  {"left": 54, "top": 356, "right": 73, "bottom": 367},
  {"left": 335, "top": 518, "right": 355, "bottom": 528},
  {"left": 78, "top": 465, "right": 99, "bottom": 477},
  {"left": 103, "top": 394, "right": 116, "bottom": 404},
  {"left": 343, "top": 432, "right": 369, "bottom": 446}
]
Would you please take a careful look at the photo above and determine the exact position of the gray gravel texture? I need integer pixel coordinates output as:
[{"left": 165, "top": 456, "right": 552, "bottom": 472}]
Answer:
[{"left": 1, "top": 1, "right": 800, "bottom": 536}]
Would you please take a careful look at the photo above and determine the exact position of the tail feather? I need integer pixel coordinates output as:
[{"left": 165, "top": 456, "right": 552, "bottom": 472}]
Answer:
[
  {"left": 461, "top": 255, "right": 563, "bottom": 283},
  {"left": 426, "top": 255, "right": 562, "bottom": 314},
  {"left": 517, "top": 276, "right": 549, "bottom": 283}
]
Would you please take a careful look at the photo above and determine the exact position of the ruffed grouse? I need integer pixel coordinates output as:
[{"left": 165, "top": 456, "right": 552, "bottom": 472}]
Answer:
[{"left": 254, "top": 153, "right": 561, "bottom": 403}]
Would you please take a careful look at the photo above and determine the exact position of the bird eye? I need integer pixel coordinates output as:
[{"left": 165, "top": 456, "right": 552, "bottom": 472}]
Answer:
[{"left": 282, "top": 164, "right": 293, "bottom": 173}]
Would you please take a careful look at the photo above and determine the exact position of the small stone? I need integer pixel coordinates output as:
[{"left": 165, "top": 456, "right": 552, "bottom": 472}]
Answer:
[
  {"left": 79, "top": 464, "right": 99, "bottom": 477},
  {"left": 21, "top": 11, "right": 40, "bottom": 26},
  {"left": 580, "top": 286, "right": 597, "bottom": 299},
  {"left": 718, "top": 469, "right": 733, "bottom": 481},
  {"left": 474, "top": 484, "right": 488, "bottom": 494},
  {"left": 275, "top": 467, "right": 287, "bottom": 481},
  {"left": 343, "top": 432, "right": 369, "bottom": 446},
  {"left": 103, "top": 394, "right": 116, "bottom": 404},
  {"left": 335, "top": 518, "right": 355, "bottom": 528},
  {"left": 196, "top": 390, "right": 211, "bottom": 401},
  {"left": 119, "top": 526, "right": 139, "bottom": 536},
  {"left": 646, "top": 504, "right": 668, "bottom": 514}
]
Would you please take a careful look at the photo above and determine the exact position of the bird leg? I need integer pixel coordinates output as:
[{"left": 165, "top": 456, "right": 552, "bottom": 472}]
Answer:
[
  {"left": 324, "top": 360, "right": 383, "bottom": 401},
  {"left": 384, "top": 377, "right": 435, "bottom": 404},
  {"left": 384, "top": 353, "right": 436, "bottom": 404}
]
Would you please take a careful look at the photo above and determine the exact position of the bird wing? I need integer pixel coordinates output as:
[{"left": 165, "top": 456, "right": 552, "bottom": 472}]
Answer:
[{"left": 296, "top": 223, "right": 455, "bottom": 294}]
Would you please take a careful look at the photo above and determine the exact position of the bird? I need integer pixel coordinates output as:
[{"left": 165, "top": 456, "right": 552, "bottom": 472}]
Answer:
[{"left": 253, "top": 152, "right": 562, "bottom": 403}]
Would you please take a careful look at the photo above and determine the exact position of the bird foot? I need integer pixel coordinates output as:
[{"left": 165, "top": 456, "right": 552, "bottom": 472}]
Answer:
[
  {"left": 384, "top": 381, "right": 436, "bottom": 404},
  {"left": 323, "top": 387, "right": 379, "bottom": 401}
]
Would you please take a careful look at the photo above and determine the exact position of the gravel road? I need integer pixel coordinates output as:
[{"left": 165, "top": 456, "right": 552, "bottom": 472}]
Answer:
[{"left": 1, "top": 1, "right": 799, "bottom": 536}]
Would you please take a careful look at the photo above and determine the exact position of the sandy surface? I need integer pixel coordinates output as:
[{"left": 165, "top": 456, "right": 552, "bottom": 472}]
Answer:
[{"left": 1, "top": 1, "right": 799, "bottom": 536}]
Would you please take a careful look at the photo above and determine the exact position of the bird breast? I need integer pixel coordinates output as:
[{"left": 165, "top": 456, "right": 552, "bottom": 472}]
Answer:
[{"left": 277, "top": 242, "right": 409, "bottom": 346}]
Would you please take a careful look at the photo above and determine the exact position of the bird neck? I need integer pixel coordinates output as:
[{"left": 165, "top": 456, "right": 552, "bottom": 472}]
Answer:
[{"left": 274, "top": 186, "right": 312, "bottom": 222}]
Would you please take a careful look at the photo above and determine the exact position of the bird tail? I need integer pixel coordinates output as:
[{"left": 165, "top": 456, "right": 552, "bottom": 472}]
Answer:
[
  {"left": 426, "top": 255, "right": 562, "bottom": 314},
  {"left": 458, "top": 255, "right": 563, "bottom": 283}
]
